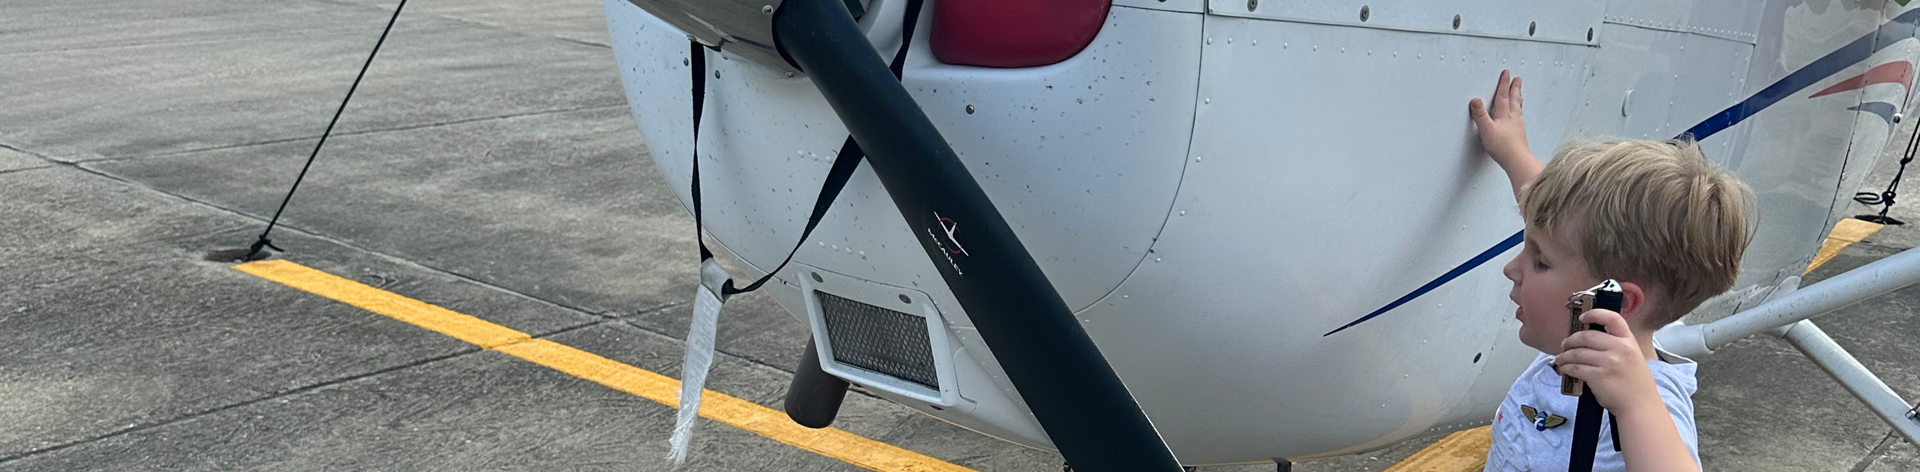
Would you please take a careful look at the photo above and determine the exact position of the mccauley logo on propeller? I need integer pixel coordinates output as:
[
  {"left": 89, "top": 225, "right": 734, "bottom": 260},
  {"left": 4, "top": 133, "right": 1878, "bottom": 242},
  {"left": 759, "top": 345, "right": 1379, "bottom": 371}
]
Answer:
[{"left": 925, "top": 212, "right": 968, "bottom": 276}]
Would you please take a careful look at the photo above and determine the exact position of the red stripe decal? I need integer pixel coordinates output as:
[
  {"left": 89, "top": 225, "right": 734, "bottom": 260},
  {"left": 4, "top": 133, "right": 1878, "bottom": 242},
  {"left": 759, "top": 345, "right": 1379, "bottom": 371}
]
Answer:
[{"left": 1809, "top": 61, "right": 1914, "bottom": 98}]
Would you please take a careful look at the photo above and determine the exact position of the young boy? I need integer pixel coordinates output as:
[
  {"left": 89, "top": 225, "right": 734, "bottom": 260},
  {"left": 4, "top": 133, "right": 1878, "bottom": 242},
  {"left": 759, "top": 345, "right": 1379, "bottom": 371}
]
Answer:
[{"left": 1467, "top": 70, "right": 1755, "bottom": 472}]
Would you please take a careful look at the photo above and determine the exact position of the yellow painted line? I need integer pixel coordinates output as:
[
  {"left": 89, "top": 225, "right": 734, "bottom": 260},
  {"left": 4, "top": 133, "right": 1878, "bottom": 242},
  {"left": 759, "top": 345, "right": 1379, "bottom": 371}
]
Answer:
[
  {"left": 1382, "top": 426, "right": 1489, "bottom": 472},
  {"left": 1807, "top": 218, "right": 1886, "bottom": 275},
  {"left": 234, "top": 259, "right": 975, "bottom": 472},
  {"left": 235, "top": 260, "right": 531, "bottom": 348},
  {"left": 1384, "top": 218, "right": 1887, "bottom": 472},
  {"left": 498, "top": 339, "right": 973, "bottom": 472}
]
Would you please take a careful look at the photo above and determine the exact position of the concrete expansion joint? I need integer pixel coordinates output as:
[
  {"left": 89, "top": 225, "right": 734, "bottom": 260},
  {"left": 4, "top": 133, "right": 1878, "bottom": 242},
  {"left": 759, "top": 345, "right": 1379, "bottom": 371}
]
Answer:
[
  {"left": 0, "top": 142, "right": 58, "bottom": 160},
  {"left": 0, "top": 165, "right": 55, "bottom": 177},
  {"left": 0, "top": 347, "right": 479, "bottom": 466},
  {"left": 1846, "top": 431, "right": 1908, "bottom": 472},
  {"left": 49, "top": 156, "right": 673, "bottom": 363},
  {"left": 293, "top": 0, "right": 611, "bottom": 50},
  {"left": 139, "top": 104, "right": 628, "bottom": 160}
]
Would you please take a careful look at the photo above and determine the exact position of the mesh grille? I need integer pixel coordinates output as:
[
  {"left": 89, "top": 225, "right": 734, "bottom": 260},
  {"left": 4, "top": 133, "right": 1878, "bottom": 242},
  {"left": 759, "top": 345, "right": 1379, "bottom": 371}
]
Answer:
[{"left": 817, "top": 292, "right": 938, "bottom": 389}]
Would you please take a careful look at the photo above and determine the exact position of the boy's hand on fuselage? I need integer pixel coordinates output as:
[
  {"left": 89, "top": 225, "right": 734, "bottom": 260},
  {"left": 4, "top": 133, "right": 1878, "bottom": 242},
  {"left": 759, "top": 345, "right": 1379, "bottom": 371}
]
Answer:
[
  {"left": 1554, "top": 308, "right": 1662, "bottom": 416},
  {"left": 1468, "top": 70, "right": 1542, "bottom": 200},
  {"left": 1469, "top": 69, "right": 1531, "bottom": 163}
]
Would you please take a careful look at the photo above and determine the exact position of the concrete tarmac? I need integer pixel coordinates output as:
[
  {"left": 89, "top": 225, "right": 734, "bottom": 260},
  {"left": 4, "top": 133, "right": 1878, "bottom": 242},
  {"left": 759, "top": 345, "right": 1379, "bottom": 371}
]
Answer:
[{"left": 1, "top": 0, "right": 1915, "bottom": 470}]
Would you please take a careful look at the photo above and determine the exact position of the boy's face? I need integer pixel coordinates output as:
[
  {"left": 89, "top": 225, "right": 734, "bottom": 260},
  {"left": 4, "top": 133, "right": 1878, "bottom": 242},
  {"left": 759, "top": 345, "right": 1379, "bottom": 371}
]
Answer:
[{"left": 1502, "top": 220, "right": 1601, "bottom": 354}]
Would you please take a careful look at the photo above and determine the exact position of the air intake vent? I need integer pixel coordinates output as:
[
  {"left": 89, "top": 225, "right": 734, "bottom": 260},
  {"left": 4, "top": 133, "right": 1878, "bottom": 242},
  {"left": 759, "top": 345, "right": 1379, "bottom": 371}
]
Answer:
[{"left": 817, "top": 291, "right": 939, "bottom": 390}]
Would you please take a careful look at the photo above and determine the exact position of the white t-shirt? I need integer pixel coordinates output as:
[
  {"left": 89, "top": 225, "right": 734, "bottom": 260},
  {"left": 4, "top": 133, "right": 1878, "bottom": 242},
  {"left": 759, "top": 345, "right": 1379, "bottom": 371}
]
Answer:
[{"left": 1484, "top": 350, "right": 1700, "bottom": 471}]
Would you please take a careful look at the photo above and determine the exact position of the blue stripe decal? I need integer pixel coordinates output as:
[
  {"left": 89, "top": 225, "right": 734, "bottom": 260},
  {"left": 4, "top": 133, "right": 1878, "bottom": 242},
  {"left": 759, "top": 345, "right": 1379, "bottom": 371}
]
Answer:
[
  {"left": 1683, "top": 8, "right": 1920, "bottom": 141},
  {"left": 1323, "top": 230, "right": 1523, "bottom": 336},
  {"left": 1326, "top": 10, "right": 1920, "bottom": 336}
]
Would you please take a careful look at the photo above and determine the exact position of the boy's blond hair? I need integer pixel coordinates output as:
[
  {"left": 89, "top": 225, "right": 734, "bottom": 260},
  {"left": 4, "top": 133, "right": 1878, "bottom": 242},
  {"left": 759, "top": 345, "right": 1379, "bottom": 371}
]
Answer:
[{"left": 1521, "top": 139, "right": 1757, "bottom": 327}]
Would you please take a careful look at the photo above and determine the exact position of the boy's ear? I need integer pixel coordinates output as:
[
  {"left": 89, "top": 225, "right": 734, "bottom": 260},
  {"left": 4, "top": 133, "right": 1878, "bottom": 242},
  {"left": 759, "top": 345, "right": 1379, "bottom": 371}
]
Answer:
[{"left": 1616, "top": 280, "right": 1647, "bottom": 319}]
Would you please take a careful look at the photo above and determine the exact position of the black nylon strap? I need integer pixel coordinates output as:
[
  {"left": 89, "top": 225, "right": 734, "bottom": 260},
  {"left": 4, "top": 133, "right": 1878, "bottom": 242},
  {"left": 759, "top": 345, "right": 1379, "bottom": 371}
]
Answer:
[
  {"left": 1568, "top": 390, "right": 1606, "bottom": 472},
  {"left": 1569, "top": 289, "right": 1627, "bottom": 471},
  {"left": 691, "top": 0, "right": 927, "bottom": 297},
  {"left": 691, "top": 41, "right": 712, "bottom": 263},
  {"left": 721, "top": 137, "right": 866, "bottom": 295}
]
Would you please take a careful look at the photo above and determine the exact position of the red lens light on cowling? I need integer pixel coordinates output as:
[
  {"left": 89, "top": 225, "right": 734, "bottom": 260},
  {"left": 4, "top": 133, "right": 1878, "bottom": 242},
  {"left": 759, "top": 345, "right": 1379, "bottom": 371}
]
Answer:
[{"left": 930, "top": 0, "right": 1111, "bottom": 68}]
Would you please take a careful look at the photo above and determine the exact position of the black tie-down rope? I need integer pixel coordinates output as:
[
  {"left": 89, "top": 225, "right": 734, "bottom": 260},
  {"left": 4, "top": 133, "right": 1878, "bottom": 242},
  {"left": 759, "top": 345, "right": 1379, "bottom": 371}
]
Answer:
[
  {"left": 241, "top": 0, "right": 411, "bottom": 261},
  {"left": 1854, "top": 116, "right": 1920, "bottom": 225}
]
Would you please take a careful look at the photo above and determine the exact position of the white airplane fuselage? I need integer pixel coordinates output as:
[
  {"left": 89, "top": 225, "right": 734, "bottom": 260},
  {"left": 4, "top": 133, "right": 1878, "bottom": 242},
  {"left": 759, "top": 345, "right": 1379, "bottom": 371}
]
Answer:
[{"left": 605, "top": 0, "right": 1920, "bottom": 464}]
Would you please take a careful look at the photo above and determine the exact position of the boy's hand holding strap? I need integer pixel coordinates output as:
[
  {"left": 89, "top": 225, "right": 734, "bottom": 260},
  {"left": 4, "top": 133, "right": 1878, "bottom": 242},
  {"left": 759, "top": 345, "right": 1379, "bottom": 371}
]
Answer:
[{"left": 1565, "top": 280, "right": 1625, "bottom": 472}]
